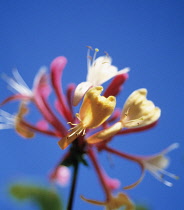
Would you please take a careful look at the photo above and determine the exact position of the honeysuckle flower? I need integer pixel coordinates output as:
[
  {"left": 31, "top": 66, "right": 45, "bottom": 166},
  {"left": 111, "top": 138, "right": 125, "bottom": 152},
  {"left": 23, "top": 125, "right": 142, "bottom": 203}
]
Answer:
[
  {"left": 50, "top": 165, "right": 71, "bottom": 186},
  {"left": 87, "top": 88, "right": 161, "bottom": 144},
  {"left": 121, "top": 88, "right": 161, "bottom": 128},
  {"left": 81, "top": 192, "right": 134, "bottom": 210},
  {"left": 140, "top": 143, "right": 179, "bottom": 187},
  {"left": 1, "top": 48, "right": 179, "bottom": 210},
  {"left": 1, "top": 67, "right": 50, "bottom": 105},
  {"left": 103, "top": 143, "right": 179, "bottom": 190},
  {"left": 58, "top": 86, "right": 116, "bottom": 149},
  {"left": 0, "top": 103, "right": 34, "bottom": 138},
  {"left": 73, "top": 47, "right": 129, "bottom": 106}
]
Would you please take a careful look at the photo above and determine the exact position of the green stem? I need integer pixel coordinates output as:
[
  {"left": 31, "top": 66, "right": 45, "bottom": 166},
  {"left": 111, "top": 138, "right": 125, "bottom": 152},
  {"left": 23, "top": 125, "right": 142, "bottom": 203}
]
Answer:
[{"left": 67, "top": 162, "right": 79, "bottom": 210}]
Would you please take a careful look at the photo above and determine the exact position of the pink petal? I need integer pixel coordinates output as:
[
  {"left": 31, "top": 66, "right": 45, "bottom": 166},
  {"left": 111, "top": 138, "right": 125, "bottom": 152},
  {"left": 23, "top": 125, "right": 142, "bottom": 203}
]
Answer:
[
  {"left": 50, "top": 56, "right": 72, "bottom": 121},
  {"left": 104, "top": 73, "right": 128, "bottom": 97}
]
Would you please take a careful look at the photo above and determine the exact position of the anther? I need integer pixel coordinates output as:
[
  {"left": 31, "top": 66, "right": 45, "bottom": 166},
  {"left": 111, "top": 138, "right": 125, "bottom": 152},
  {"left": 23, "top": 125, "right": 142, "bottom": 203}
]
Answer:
[
  {"left": 104, "top": 51, "right": 109, "bottom": 56},
  {"left": 86, "top": 46, "right": 93, "bottom": 50}
]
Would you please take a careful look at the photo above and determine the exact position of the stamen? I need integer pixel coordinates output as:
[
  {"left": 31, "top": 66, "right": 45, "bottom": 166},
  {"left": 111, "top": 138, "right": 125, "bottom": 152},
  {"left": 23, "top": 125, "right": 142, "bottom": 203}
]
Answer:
[
  {"left": 67, "top": 122, "right": 77, "bottom": 126},
  {"left": 67, "top": 125, "right": 84, "bottom": 139},
  {"left": 82, "top": 129, "right": 86, "bottom": 136},
  {"left": 92, "top": 48, "right": 99, "bottom": 64},
  {"left": 104, "top": 51, "right": 109, "bottom": 56},
  {"left": 86, "top": 46, "right": 93, "bottom": 50},
  {"left": 75, "top": 113, "right": 81, "bottom": 121}
]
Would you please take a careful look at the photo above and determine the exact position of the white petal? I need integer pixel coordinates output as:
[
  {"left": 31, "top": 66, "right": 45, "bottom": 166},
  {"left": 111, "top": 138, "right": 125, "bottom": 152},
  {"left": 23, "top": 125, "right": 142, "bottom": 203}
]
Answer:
[
  {"left": 117, "top": 67, "right": 130, "bottom": 75},
  {"left": 72, "top": 81, "right": 92, "bottom": 106},
  {"left": 161, "top": 143, "right": 180, "bottom": 155},
  {"left": 87, "top": 56, "right": 117, "bottom": 85},
  {"left": 92, "top": 65, "right": 118, "bottom": 85}
]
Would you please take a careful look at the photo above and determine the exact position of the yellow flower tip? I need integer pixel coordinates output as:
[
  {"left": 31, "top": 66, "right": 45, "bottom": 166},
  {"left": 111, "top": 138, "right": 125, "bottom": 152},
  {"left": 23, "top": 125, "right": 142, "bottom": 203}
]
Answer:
[
  {"left": 58, "top": 86, "right": 116, "bottom": 149},
  {"left": 58, "top": 137, "right": 69, "bottom": 150},
  {"left": 108, "top": 193, "right": 135, "bottom": 210},
  {"left": 86, "top": 86, "right": 103, "bottom": 99},
  {"left": 15, "top": 103, "right": 35, "bottom": 138},
  {"left": 58, "top": 123, "right": 84, "bottom": 150},
  {"left": 80, "top": 86, "right": 116, "bottom": 129},
  {"left": 121, "top": 88, "right": 161, "bottom": 128},
  {"left": 95, "top": 48, "right": 99, "bottom": 52},
  {"left": 81, "top": 193, "right": 135, "bottom": 210}
]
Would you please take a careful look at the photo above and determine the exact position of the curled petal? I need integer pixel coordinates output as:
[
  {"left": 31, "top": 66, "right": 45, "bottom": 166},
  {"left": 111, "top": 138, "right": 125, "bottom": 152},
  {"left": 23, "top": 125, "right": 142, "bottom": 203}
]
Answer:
[
  {"left": 81, "top": 195, "right": 107, "bottom": 206},
  {"left": 50, "top": 56, "right": 72, "bottom": 121},
  {"left": 50, "top": 56, "right": 67, "bottom": 105},
  {"left": 123, "top": 166, "right": 145, "bottom": 190},
  {"left": 87, "top": 56, "right": 129, "bottom": 86},
  {"left": 0, "top": 94, "right": 31, "bottom": 107},
  {"left": 50, "top": 56, "right": 67, "bottom": 91},
  {"left": 73, "top": 81, "right": 92, "bottom": 106}
]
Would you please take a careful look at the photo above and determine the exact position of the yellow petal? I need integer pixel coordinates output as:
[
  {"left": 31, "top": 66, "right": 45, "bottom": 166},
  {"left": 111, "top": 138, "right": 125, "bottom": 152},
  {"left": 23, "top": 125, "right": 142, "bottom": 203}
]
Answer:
[
  {"left": 121, "top": 89, "right": 161, "bottom": 128},
  {"left": 107, "top": 193, "right": 135, "bottom": 210},
  {"left": 15, "top": 103, "right": 35, "bottom": 138},
  {"left": 87, "top": 122, "right": 123, "bottom": 144},
  {"left": 81, "top": 193, "right": 135, "bottom": 210},
  {"left": 58, "top": 124, "right": 84, "bottom": 149},
  {"left": 79, "top": 86, "right": 116, "bottom": 129}
]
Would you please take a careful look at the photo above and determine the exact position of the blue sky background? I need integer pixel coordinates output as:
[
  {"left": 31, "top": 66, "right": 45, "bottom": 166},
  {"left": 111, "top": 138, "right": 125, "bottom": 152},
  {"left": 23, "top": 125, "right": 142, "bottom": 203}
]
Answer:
[{"left": 0, "top": 0, "right": 184, "bottom": 209}]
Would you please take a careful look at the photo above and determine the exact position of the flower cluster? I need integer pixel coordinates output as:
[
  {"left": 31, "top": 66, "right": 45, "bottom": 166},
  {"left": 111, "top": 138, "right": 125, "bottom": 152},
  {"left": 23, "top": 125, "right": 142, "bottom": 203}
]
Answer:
[{"left": 0, "top": 47, "right": 178, "bottom": 210}]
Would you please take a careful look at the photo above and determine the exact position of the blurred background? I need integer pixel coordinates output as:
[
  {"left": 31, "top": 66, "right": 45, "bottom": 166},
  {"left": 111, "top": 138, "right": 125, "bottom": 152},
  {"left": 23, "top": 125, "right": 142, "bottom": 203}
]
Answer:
[{"left": 0, "top": 0, "right": 184, "bottom": 209}]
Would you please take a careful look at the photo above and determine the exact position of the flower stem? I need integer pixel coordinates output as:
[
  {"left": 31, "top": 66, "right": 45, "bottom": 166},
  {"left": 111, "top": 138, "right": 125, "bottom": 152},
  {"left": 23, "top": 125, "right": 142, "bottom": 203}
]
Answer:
[
  {"left": 88, "top": 147, "right": 111, "bottom": 200},
  {"left": 67, "top": 162, "right": 79, "bottom": 210}
]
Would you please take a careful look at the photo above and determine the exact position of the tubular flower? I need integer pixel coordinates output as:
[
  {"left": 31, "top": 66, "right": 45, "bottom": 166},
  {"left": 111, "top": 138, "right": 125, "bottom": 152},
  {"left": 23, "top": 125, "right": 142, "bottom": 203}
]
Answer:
[
  {"left": 1, "top": 67, "right": 50, "bottom": 105},
  {"left": 0, "top": 47, "right": 179, "bottom": 210},
  {"left": 81, "top": 192, "right": 134, "bottom": 210},
  {"left": 58, "top": 86, "right": 116, "bottom": 149},
  {"left": 121, "top": 88, "right": 161, "bottom": 128},
  {"left": 140, "top": 143, "right": 179, "bottom": 187},
  {"left": 87, "top": 88, "right": 161, "bottom": 144},
  {"left": 73, "top": 47, "right": 129, "bottom": 106}
]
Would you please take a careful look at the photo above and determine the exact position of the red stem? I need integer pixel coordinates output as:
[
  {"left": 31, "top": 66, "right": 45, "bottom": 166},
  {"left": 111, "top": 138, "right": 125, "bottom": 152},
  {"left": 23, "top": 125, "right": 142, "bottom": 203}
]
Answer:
[{"left": 88, "top": 147, "right": 111, "bottom": 200}]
